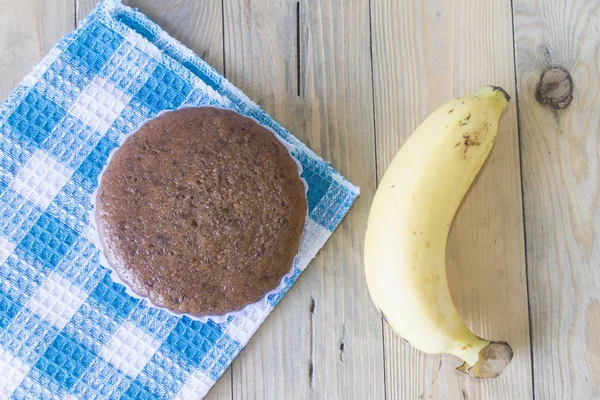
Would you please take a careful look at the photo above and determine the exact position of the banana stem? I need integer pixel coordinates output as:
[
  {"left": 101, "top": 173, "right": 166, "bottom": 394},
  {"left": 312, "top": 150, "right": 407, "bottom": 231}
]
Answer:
[{"left": 455, "top": 340, "right": 513, "bottom": 379}]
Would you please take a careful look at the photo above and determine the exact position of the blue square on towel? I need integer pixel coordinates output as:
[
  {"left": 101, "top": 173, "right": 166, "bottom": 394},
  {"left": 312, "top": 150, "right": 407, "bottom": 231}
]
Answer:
[
  {"left": 0, "top": 189, "right": 43, "bottom": 243},
  {"left": 52, "top": 240, "right": 103, "bottom": 291},
  {"left": 0, "top": 289, "right": 22, "bottom": 329},
  {"left": 88, "top": 272, "right": 139, "bottom": 323},
  {"left": 200, "top": 333, "right": 242, "bottom": 381},
  {"left": 160, "top": 317, "right": 223, "bottom": 371},
  {"left": 122, "top": 379, "right": 161, "bottom": 400},
  {"left": 15, "top": 212, "right": 79, "bottom": 271},
  {"left": 7, "top": 89, "right": 67, "bottom": 147},
  {"left": 129, "top": 351, "right": 191, "bottom": 399},
  {"left": 35, "top": 332, "right": 97, "bottom": 390},
  {"left": 131, "top": 64, "right": 193, "bottom": 115},
  {"left": 71, "top": 135, "right": 118, "bottom": 194},
  {"left": 33, "top": 331, "right": 98, "bottom": 391},
  {"left": 65, "top": 21, "right": 124, "bottom": 76}
]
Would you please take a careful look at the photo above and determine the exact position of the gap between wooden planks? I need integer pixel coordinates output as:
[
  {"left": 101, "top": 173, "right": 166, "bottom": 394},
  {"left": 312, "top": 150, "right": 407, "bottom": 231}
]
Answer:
[{"left": 0, "top": 1, "right": 73, "bottom": 100}]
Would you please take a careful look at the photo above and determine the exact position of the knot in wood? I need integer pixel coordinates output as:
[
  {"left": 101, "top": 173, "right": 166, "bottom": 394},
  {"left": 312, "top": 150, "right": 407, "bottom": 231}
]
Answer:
[{"left": 536, "top": 67, "right": 573, "bottom": 109}]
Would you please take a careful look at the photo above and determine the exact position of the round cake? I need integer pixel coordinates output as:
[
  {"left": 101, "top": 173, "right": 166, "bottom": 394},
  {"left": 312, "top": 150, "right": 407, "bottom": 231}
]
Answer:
[{"left": 95, "top": 107, "right": 307, "bottom": 316}]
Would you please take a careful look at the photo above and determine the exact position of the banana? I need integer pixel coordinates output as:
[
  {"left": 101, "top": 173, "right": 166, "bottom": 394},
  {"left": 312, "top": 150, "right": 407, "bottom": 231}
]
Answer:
[{"left": 364, "top": 86, "right": 513, "bottom": 379}]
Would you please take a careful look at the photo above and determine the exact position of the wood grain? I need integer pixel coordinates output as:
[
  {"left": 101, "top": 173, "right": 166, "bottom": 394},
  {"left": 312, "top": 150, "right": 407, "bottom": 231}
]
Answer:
[
  {"left": 224, "top": 0, "right": 384, "bottom": 399},
  {"left": 371, "top": 1, "right": 533, "bottom": 399},
  {"left": 513, "top": 0, "right": 600, "bottom": 398},
  {"left": 76, "top": 2, "right": 230, "bottom": 399},
  {"left": 0, "top": 0, "right": 73, "bottom": 101}
]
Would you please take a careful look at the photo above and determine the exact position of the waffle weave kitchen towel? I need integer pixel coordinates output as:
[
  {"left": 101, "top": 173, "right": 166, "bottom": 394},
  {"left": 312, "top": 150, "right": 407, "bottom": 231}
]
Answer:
[{"left": 0, "top": 1, "right": 359, "bottom": 398}]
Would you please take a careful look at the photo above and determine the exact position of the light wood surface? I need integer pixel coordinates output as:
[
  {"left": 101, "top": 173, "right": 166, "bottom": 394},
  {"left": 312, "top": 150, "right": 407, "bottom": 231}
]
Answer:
[
  {"left": 0, "top": 0, "right": 73, "bottom": 101},
  {"left": 2, "top": 0, "right": 600, "bottom": 399},
  {"left": 513, "top": 0, "right": 600, "bottom": 399}
]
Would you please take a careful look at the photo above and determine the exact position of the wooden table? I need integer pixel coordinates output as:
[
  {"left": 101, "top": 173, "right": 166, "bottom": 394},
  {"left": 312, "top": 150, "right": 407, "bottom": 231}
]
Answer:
[{"left": 1, "top": 1, "right": 598, "bottom": 399}]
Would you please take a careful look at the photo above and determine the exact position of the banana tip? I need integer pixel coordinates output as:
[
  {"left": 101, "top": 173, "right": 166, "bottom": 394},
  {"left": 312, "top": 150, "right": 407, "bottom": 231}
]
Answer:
[{"left": 490, "top": 86, "right": 511, "bottom": 102}]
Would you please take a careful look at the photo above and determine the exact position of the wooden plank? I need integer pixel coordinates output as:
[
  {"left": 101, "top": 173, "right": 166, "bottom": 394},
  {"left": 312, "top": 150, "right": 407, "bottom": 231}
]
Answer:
[
  {"left": 224, "top": 1, "right": 384, "bottom": 399},
  {"left": 371, "top": 1, "right": 533, "bottom": 399},
  {"left": 513, "top": 0, "right": 600, "bottom": 398},
  {"left": 76, "top": 2, "right": 230, "bottom": 399},
  {"left": 0, "top": 0, "right": 74, "bottom": 101}
]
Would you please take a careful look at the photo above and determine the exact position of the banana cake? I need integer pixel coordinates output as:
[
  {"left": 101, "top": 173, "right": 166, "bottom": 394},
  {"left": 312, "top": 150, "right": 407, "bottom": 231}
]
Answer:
[{"left": 95, "top": 107, "right": 307, "bottom": 316}]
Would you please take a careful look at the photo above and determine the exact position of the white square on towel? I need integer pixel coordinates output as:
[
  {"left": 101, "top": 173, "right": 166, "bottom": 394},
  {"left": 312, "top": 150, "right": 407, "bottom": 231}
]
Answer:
[
  {"left": 0, "top": 346, "right": 31, "bottom": 397},
  {"left": 174, "top": 368, "right": 214, "bottom": 400},
  {"left": 99, "top": 321, "right": 161, "bottom": 378},
  {"left": 26, "top": 274, "right": 87, "bottom": 329},
  {"left": 11, "top": 150, "right": 73, "bottom": 209},
  {"left": 0, "top": 236, "right": 16, "bottom": 266},
  {"left": 69, "top": 77, "right": 131, "bottom": 134}
]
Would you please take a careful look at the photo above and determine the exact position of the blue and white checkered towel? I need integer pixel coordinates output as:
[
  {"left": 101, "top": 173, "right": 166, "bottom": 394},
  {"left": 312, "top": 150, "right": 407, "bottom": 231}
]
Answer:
[{"left": 0, "top": 1, "right": 358, "bottom": 398}]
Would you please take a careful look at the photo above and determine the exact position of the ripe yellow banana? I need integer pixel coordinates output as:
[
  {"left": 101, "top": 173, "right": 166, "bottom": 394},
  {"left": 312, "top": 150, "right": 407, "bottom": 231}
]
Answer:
[{"left": 364, "top": 86, "right": 513, "bottom": 379}]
